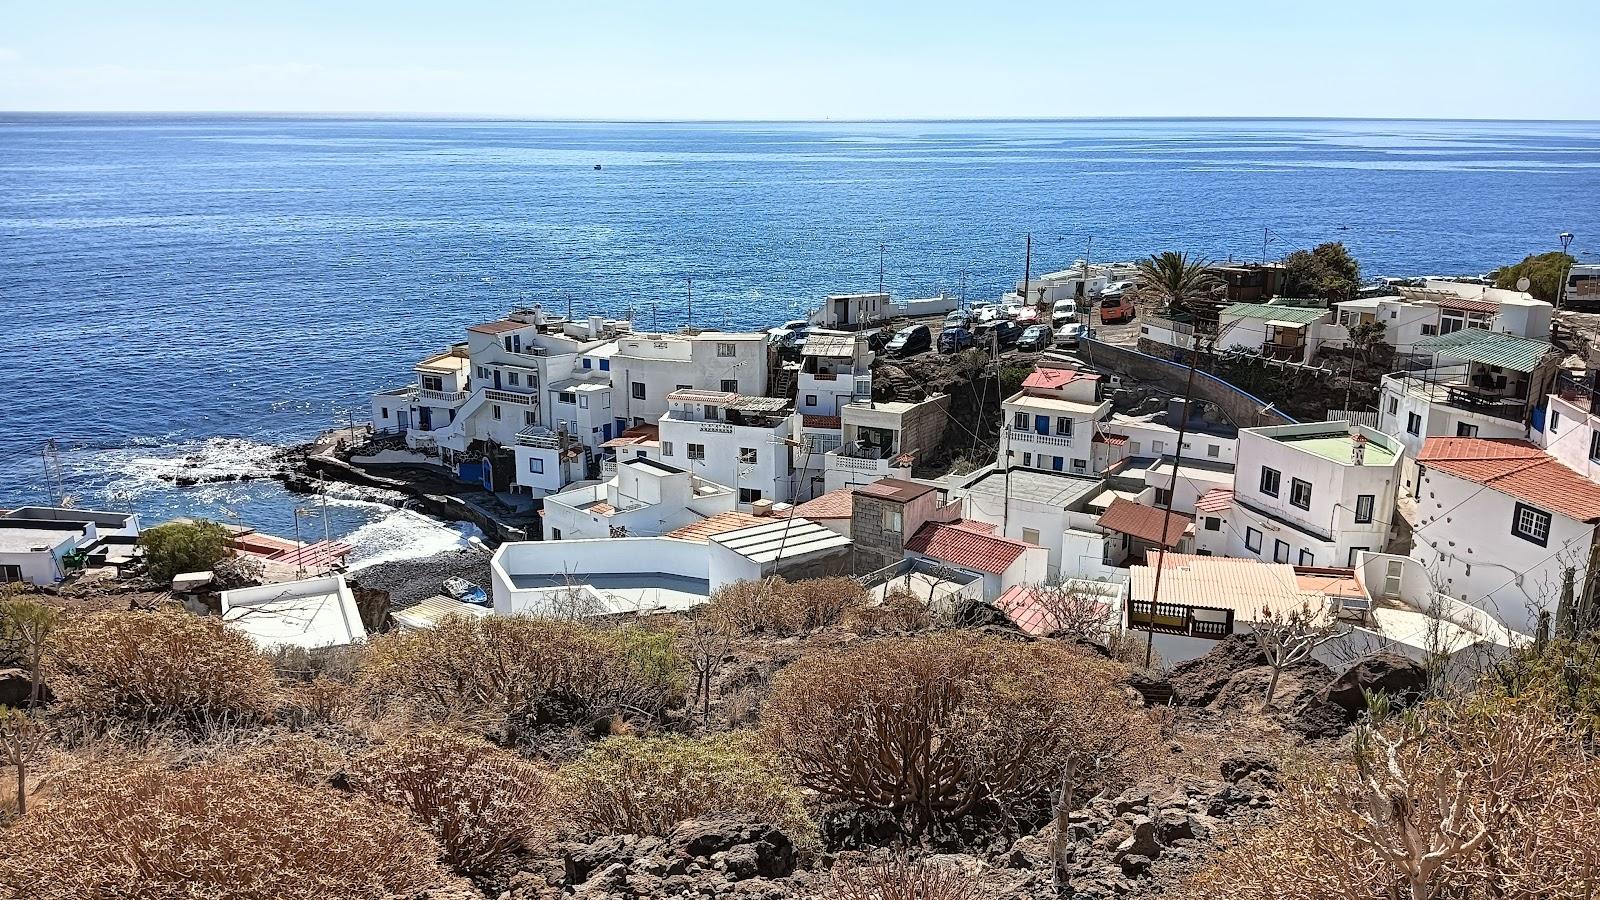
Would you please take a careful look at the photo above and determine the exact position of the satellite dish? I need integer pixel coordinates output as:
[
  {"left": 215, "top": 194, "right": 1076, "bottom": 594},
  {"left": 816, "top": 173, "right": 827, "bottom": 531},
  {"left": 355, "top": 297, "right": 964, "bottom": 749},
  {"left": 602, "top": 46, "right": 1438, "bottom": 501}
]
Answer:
[{"left": 1516, "top": 276, "right": 1532, "bottom": 292}]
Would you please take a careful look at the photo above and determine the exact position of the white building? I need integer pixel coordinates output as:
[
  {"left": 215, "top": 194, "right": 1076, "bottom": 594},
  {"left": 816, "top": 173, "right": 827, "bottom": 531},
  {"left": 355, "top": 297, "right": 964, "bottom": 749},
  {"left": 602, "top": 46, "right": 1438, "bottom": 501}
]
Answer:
[
  {"left": 1214, "top": 303, "right": 1341, "bottom": 363},
  {"left": 794, "top": 332, "right": 874, "bottom": 417},
  {"left": 1015, "top": 263, "right": 1112, "bottom": 306},
  {"left": 0, "top": 507, "right": 141, "bottom": 585},
  {"left": 998, "top": 368, "right": 1110, "bottom": 477},
  {"left": 1542, "top": 371, "right": 1600, "bottom": 482},
  {"left": 544, "top": 374, "right": 616, "bottom": 456},
  {"left": 822, "top": 395, "right": 949, "bottom": 493},
  {"left": 1194, "top": 422, "right": 1404, "bottom": 569},
  {"left": 903, "top": 519, "right": 1049, "bottom": 601},
  {"left": 808, "top": 292, "right": 958, "bottom": 329},
  {"left": 952, "top": 467, "right": 1135, "bottom": 581},
  {"left": 653, "top": 390, "right": 796, "bottom": 509},
  {"left": 541, "top": 457, "right": 735, "bottom": 541},
  {"left": 219, "top": 574, "right": 367, "bottom": 650},
  {"left": 1412, "top": 437, "right": 1600, "bottom": 634},
  {"left": 608, "top": 330, "right": 770, "bottom": 426}
]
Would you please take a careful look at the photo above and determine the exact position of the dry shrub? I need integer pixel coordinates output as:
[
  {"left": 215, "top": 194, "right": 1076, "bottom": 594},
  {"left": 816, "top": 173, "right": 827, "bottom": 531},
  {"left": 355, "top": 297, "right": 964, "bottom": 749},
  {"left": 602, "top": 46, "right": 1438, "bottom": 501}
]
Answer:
[
  {"left": 0, "top": 762, "right": 451, "bottom": 900},
  {"left": 764, "top": 632, "right": 1156, "bottom": 838},
  {"left": 233, "top": 731, "right": 352, "bottom": 788},
  {"left": 841, "top": 588, "right": 932, "bottom": 635},
  {"left": 703, "top": 576, "right": 868, "bottom": 634},
  {"left": 359, "top": 615, "right": 682, "bottom": 745},
  {"left": 349, "top": 730, "right": 549, "bottom": 874},
  {"left": 826, "top": 854, "right": 983, "bottom": 900},
  {"left": 1185, "top": 695, "right": 1600, "bottom": 900},
  {"left": 280, "top": 675, "right": 356, "bottom": 728},
  {"left": 551, "top": 733, "right": 813, "bottom": 844},
  {"left": 44, "top": 608, "right": 278, "bottom": 736}
]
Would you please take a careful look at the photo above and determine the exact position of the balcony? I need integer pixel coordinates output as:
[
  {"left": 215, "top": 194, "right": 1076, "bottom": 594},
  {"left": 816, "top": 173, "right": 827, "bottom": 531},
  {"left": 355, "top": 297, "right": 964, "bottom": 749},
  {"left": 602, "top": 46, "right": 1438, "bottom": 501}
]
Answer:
[
  {"left": 1557, "top": 372, "right": 1600, "bottom": 417},
  {"left": 1127, "top": 600, "right": 1234, "bottom": 638},
  {"left": 416, "top": 388, "right": 469, "bottom": 405},
  {"left": 485, "top": 389, "right": 540, "bottom": 407},
  {"left": 516, "top": 427, "right": 562, "bottom": 449},
  {"left": 1389, "top": 371, "right": 1527, "bottom": 423},
  {"left": 1006, "top": 426, "right": 1074, "bottom": 447}
]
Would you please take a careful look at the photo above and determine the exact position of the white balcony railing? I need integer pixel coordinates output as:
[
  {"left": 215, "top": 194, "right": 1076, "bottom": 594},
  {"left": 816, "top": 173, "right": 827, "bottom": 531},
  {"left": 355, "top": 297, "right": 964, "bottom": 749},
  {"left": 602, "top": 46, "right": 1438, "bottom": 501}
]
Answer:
[
  {"left": 698, "top": 422, "right": 735, "bottom": 434},
  {"left": 486, "top": 389, "right": 540, "bottom": 406},
  {"left": 1007, "top": 427, "right": 1074, "bottom": 447},
  {"left": 828, "top": 453, "right": 892, "bottom": 473},
  {"left": 416, "top": 388, "right": 469, "bottom": 404}
]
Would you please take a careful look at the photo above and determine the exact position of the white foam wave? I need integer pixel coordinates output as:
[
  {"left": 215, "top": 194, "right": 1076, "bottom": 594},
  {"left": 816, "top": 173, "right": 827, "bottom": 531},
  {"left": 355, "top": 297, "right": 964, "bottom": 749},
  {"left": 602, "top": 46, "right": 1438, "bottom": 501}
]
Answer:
[
  {"left": 71, "top": 436, "right": 286, "bottom": 500},
  {"left": 343, "top": 507, "right": 483, "bottom": 572}
]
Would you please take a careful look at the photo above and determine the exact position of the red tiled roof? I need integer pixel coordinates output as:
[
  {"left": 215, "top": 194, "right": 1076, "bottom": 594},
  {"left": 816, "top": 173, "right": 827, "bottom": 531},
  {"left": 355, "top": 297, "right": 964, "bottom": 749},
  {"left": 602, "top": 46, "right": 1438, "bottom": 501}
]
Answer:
[
  {"left": 792, "top": 488, "right": 854, "bottom": 520},
  {"left": 854, "top": 478, "right": 936, "bottom": 503},
  {"left": 1093, "top": 432, "right": 1128, "bottom": 447},
  {"left": 1095, "top": 498, "right": 1193, "bottom": 549},
  {"left": 664, "top": 511, "right": 767, "bottom": 543},
  {"left": 1435, "top": 296, "right": 1501, "bottom": 315},
  {"left": 1418, "top": 437, "right": 1600, "bottom": 522},
  {"left": 904, "top": 520, "right": 1034, "bottom": 576},
  {"left": 1024, "top": 368, "right": 1100, "bottom": 391},
  {"left": 466, "top": 319, "right": 526, "bottom": 335},
  {"left": 995, "top": 584, "right": 1111, "bottom": 637},
  {"left": 601, "top": 424, "right": 660, "bottom": 448},
  {"left": 1195, "top": 488, "right": 1234, "bottom": 514},
  {"left": 801, "top": 414, "right": 842, "bottom": 430}
]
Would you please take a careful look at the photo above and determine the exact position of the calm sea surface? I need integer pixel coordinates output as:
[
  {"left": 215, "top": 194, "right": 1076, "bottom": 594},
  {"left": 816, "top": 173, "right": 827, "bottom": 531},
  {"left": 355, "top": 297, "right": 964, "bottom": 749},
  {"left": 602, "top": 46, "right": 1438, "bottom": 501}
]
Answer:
[{"left": 3, "top": 116, "right": 1598, "bottom": 554}]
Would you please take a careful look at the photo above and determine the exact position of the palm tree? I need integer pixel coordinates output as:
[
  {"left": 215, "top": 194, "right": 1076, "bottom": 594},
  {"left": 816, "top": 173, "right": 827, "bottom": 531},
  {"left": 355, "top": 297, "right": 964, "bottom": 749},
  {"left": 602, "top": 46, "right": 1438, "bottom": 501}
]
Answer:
[{"left": 1135, "top": 251, "right": 1223, "bottom": 321}]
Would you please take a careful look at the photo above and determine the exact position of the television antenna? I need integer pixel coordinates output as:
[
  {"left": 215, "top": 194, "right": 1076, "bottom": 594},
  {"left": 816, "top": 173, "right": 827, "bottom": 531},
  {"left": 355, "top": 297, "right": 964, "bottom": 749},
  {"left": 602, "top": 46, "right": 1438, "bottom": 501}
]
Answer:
[{"left": 40, "top": 439, "right": 66, "bottom": 507}]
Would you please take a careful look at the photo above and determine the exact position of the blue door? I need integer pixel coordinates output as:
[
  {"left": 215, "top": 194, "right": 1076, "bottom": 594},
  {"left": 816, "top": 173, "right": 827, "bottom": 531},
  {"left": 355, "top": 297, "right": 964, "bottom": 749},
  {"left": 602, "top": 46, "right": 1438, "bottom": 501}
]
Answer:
[
  {"left": 493, "top": 369, "right": 502, "bottom": 390},
  {"left": 418, "top": 407, "right": 433, "bottom": 430},
  {"left": 1034, "top": 415, "right": 1050, "bottom": 435},
  {"left": 1052, "top": 456, "right": 1064, "bottom": 472},
  {"left": 602, "top": 423, "right": 613, "bottom": 441}
]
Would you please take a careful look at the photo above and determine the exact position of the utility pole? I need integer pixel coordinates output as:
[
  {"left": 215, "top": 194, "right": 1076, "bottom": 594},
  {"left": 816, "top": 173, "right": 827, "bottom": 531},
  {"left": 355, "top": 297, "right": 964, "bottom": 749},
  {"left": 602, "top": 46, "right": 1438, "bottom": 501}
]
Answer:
[
  {"left": 686, "top": 276, "right": 693, "bottom": 329},
  {"left": 566, "top": 293, "right": 572, "bottom": 321},
  {"left": 878, "top": 244, "right": 887, "bottom": 295},
  {"left": 1082, "top": 235, "right": 1094, "bottom": 311},
  {"left": 1144, "top": 337, "right": 1211, "bottom": 668},
  {"left": 1262, "top": 227, "right": 1270, "bottom": 265},
  {"left": 1022, "top": 233, "right": 1032, "bottom": 306},
  {"left": 958, "top": 268, "right": 968, "bottom": 308}
]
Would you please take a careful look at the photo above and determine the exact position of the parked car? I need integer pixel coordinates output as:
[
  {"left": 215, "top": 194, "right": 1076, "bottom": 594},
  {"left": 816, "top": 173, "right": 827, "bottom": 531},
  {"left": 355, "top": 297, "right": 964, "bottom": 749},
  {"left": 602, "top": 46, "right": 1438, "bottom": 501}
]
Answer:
[
  {"left": 885, "top": 324, "right": 932, "bottom": 357},
  {"left": 866, "top": 328, "right": 894, "bottom": 352},
  {"left": 1015, "top": 306, "right": 1041, "bottom": 327},
  {"left": 1017, "top": 324, "right": 1053, "bottom": 352},
  {"left": 943, "top": 309, "right": 971, "bottom": 329},
  {"left": 1051, "top": 306, "right": 1080, "bottom": 327},
  {"left": 988, "top": 320, "right": 1023, "bottom": 350},
  {"left": 1054, "top": 322, "right": 1088, "bottom": 348},
  {"left": 938, "top": 326, "right": 974, "bottom": 353},
  {"left": 1098, "top": 293, "right": 1136, "bottom": 324},
  {"left": 972, "top": 305, "right": 1002, "bottom": 325}
]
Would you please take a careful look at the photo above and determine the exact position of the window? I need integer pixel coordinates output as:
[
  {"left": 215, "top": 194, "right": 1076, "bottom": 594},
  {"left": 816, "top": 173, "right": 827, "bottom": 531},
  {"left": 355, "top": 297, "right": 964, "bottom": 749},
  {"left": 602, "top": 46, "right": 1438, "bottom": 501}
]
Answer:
[
  {"left": 662, "top": 441, "right": 674, "bottom": 456},
  {"left": 527, "top": 457, "right": 544, "bottom": 474},
  {"left": 1273, "top": 539, "right": 1290, "bottom": 563},
  {"left": 739, "top": 488, "right": 763, "bottom": 504},
  {"left": 380, "top": 406, "right": 389, "bottom": 419},
  {"left": 507, "top": 371, "right": 519, "bottom": 386},
  {"left": 503, "top": 336, "right": 513, "bottom": 351},
  {"left": 0, "top": 565, "right": 21, "bottom": 583},
  {"left": 721, "top": 379, "right": 739, "bottom": 393},
  {"left": 1260, "top": 467, "right": 1281, "bottom": 497},
  {"left": 578, "top": 396, "right": 589, "bottom": 409},
  {"left": 492, "top": 404, "right": 502, "bottom": 420},
  {"left": 1207, "top": 444, "right": 1220, "bottom": 458},
  {"left": 1420, "top": 323, "right": 1438, "bottom": 336},
  {"left": 631, "top": 382, "right": 645, "bottom": 400},
  {"left": 1589, "top": 430, "right": 1600, "bottom": 463},
  {"left": 676, "top": 384, "right": 692, "bottom": 391},
  {"left": 1154, "top": 488, "right": 1172, "bottom": 506},
  {"left": 1387, "top": 396, "right": 1399, "bottom": 415},
  {"left": 1457, "top": 422, "right": 1478, "bottom": 438},
  {"left": 703, "top": 404, "right": 719, "bottom": 420},
  {"left": 1055, "top": 417, "right": 1074, "bottom": 436},
  {"left": 477, "top": 366, "right": 487, "bottom": 379},
  {"left": 1289, "top": 478, "right": 1312, "bottom": 510},
  {"left": 1298, "top": 548, "right": 1315, "bottom": 566},
  {"left": 1013, "top": 411, "right": 1029, "bottom": 429},
  {"left": 549, "top": 527, "right": 561, "bottom": 540},
  {"left": 600, "top": 359, "right": 610, "bottom": 371},
  {"left": 1204, "top": 516, "right": 1222, "bottom": 532},
  {"left": 1406, "top": 412, "right": 1421, "bottom": 436},
  {"left": 1551, "top": 411, "right": 1561, "bottom": 433},
  {"left": 805, "top": 394, "right": 817, "bottom": 406},
  {"left": 523, "top": 410, "right": 537, "bottom": 426},
  {"left": 1347, "top": 547, "right": 1369, "bottom": 567},
  {"left": 420, "top": 374, "right": 443, "bottom": 391},
  {"left": 582, "top": 358, "right": 591, "bottom": 369},
  {"left": 1245, "top": 527, "right": 1263, "bottom": 554},
  {"left": 1072, "top": 458, "right": 1087, "bottom": 472},
  {"left": 687, "top": 443, "right": 706, "bottom": 460},
  {"left": 1019, "top": 527, "right": 1041, "bottom": 545},
  {"left": 558, "top": 391, "right": 576, "bottom": 404},
  {"left": 1354, "top": 494, "right": 1375, "bottom": 523},
  {"left": 1127, "top": 440, "right": 1141, "bottom": 455},
  {"left": 1152, "top": 440, "right": 1166, "bottom": 455},
  {"left": 739, "top": 448, "right": 757, "bottom": 465},
  {"left": 885, "top": 509, "right": 904, "bottom": 532},
  {"left": 1512, "top": 502, "right": 1552, "bottom": 546},
  {"left": 1022, "top": 452, "right": 1033, "bottom": 467},
  {"left": 716, "top": 342, "right": 737, "bottom": 358}
]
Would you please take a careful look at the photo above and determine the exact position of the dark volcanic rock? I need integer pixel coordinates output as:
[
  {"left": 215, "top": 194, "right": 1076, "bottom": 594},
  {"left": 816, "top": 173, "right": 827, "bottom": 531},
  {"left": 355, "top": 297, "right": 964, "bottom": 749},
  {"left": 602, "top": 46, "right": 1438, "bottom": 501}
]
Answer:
[
  {"left": 1166, "top": 634, "right": 1268, "bottom": 705},
  {"left": 1318, "top": 652, "right": 1428, "bottom": 715}
]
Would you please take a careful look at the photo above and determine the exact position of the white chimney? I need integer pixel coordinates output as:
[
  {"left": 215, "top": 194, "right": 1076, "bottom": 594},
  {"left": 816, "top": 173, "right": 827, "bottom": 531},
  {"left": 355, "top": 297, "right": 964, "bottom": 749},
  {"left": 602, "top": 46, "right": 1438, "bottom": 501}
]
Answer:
[
  {"left": 1350, "top": 432, "right": 1368, "bottom": 466},
  {"left": 751, "top": 499, "right": 776, "bottom": 517}
]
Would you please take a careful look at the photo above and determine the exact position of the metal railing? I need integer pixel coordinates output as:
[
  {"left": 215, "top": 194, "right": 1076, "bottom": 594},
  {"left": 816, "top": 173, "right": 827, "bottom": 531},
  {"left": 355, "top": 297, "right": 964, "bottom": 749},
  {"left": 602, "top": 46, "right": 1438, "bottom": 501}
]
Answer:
[
  {"left": 1389, "top": 372, "right": 1527, "bottom": 423},
  {"left": 1557, "top": 372, "right": 1600, "bottom": 416},
  {"left": 1127, "top": 600, "right": 1235, "bottom": 638},
  {"left": 485, "top": 389, "right": 539, "bottom": 406}
]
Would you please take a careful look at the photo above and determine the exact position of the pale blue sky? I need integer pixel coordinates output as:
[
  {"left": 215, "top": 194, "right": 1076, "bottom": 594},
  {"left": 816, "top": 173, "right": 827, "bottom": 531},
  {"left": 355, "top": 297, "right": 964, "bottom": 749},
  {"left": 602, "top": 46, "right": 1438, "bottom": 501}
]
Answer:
[{"left": 1, "top": 1, "right": 1592, "bottom": 119}]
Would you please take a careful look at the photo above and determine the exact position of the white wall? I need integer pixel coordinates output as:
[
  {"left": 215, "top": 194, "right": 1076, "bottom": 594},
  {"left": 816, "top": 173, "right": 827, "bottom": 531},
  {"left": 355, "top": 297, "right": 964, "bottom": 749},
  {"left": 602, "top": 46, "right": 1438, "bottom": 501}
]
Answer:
[
  {"left": 491, "top": 537, "right": 709, "bottom": 614},
  {"left": 610, "top": 333, "right": 768, "bottom": 424},
  {"left": 657, "top": 414, "right": 796, "bottom": 507},
  {"left": 1411, "top": 466, "right": 1594, "bottom": 634},
  {"left": 1542, "top": 394, "right": 1600, "bottom": 482}
]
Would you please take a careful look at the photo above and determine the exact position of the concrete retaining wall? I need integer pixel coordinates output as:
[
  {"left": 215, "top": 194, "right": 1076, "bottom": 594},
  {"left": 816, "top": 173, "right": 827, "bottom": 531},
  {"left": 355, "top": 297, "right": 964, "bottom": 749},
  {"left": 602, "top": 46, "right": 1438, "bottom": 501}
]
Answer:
[{"left": 1079, "top": 338, "right": 1296, "bottom": 428}]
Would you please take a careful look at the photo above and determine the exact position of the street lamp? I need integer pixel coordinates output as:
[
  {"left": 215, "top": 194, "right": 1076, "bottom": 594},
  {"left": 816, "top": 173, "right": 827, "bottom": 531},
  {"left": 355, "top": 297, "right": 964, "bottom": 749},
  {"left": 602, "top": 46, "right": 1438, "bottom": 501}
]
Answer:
[{"left": 1558, "top": 232, "right": 1575, "bottom": 308}]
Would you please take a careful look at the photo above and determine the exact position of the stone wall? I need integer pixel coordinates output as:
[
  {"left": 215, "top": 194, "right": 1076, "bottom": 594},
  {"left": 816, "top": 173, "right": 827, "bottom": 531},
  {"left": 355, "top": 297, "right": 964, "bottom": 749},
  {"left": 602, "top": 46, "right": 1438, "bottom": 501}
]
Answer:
[{"left": 1079, "top": 338, "right": 1296, "bottom": 429}]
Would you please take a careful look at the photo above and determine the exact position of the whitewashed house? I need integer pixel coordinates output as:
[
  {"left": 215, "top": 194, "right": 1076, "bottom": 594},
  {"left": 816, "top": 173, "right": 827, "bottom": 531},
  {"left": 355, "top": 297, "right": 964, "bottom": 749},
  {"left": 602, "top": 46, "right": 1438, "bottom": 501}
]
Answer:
[
  {"left": 795, "top": 332, "right": 873, "bottom": 417},
  {"left": 1214, "top": 302, "right": 1341, "bottom": 363},
  {"left": 219, "top": 574, "right": 367, "bottom": 651},
  {"left": 0, "top": 507, "right": 142, "bottom": 585},
  {"left": 822, "top": 395, "right": 949, "bottom": 493},
  {"left": 1542, "top": 371, "right": 1600, "bottom": 482},
  {"left": 951, "top": 467, "right": 1156, "bottom": 581},
  {"left": 1411, "top": 437, "right": 1600, "bottom": 635},
  {"left": 541, "top": 457, "right": 735, "bottom": 541},
  {"left": 654, "top": 390, "right": 796, "bottom": 509},
  {"left": 1193, "top": 422, "right": 1403, "bottom": 568},
  {"left": 608, "top": 330, "right": 770, "bottom": 426},
  {"left": 998, "top": 368, "right": 1110, "bottom": 477}
]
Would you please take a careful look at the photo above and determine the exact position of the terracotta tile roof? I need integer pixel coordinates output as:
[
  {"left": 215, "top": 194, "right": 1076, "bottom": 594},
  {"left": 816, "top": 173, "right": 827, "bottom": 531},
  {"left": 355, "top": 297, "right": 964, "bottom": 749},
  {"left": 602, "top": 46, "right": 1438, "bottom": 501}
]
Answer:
[
  {"left": 904, "top": 520, "right": 1033, "bottom": 576},
  {"left": 1095, "top": 498, "right": 1193, "bottom": 549},
  {"left": 1093, "top": 432, "right": 1128, "bottom": 447},
  {"left": 950, "top": 520, "right": 996, "bottom": 534},
  {"left": 1023, "top": 368, "right": 1100, "bottom": 391},
  {"left": 995, "top": 584, "right": 1111, "bottom": 636},
  {"left": 1435, "top": 296, "right": 1501, "bottom": 315},
  {"left": 792, "top": 488, "right": 854, "bottom": 520},
  {"left": 601, "top": 424, "right": 660, "bottom": 448},
  {"left": 664, "top": 511, "right": 767, "bottom": 543},
  {"left": 1195, "top": 488, "right": 1234, "bottom": 514},
  {"left": 467, "top": 319, "right": 526, "bottom": 335},
  {"left": 801, "top": 414, "right": 842, "bottom": 430},
  {"left": 1418, "top": 437, "right": 1600, "bottom": 522},
  {"left": 586, "top": 502, "right": 616, "bottom": 516},
  {"left": 1131, "top": 554, "right": 1333, "bottom": 622},
  {"left": 854, "top": 478, "right": 937, "bottom": 503}
]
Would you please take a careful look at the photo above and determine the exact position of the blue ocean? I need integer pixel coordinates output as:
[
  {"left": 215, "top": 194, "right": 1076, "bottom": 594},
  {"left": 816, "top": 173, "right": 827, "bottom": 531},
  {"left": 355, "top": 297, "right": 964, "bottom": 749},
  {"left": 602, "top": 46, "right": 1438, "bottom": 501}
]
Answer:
[{"left": 4, "top": 116, "right": 1598, "bottom": 557}]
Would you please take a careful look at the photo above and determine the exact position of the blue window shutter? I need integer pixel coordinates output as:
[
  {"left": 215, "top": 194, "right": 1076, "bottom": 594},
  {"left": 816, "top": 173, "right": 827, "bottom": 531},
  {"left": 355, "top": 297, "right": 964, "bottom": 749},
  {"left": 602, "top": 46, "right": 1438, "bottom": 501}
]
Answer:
[{"left": 1035, "top": 415, "right": 1049, "bottom": 435}]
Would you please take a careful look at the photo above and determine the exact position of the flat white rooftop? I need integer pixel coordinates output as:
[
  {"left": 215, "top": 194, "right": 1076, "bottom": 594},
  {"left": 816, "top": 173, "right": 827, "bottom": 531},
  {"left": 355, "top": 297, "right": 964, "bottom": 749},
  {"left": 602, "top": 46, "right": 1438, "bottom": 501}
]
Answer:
[
  {"left": 709, "top": 517, "right": 852, "bottom": 564},
  {"left": 220, "top": 574, "right": 367, "bottom": 650}
]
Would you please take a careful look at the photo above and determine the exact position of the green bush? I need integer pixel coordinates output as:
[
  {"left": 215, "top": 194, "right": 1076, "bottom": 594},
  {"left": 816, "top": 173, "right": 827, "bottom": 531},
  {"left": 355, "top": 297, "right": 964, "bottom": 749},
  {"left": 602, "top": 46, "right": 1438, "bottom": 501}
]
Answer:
[
  {"left": 551, "top": 733, "right": 813, "bottom": 844},
  {"left": 139, "top": 519, "right": 233, "bottom": 583}
]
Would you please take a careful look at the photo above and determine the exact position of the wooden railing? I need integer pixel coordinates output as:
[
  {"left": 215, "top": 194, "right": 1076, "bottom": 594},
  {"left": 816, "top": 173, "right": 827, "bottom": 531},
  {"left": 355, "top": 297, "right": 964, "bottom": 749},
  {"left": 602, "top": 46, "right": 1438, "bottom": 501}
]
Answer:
[{"left": 1127, "top": 600, "right": 1235, "bottom": 638}]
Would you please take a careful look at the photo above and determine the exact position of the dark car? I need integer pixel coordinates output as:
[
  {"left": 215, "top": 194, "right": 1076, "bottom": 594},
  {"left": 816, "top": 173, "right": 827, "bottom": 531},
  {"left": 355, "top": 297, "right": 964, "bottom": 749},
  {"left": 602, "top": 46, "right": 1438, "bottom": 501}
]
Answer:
[
  {"left": 884, "top": 324, "right": 932, "bottom": 357},
  {"left": 942, "top": 309, "right": 971, "bottom": 329},
  {"left": 938, "top": 326, "right": 973, "bottom": 353},
  {"left": 1017, "top": 324, "right": 1053, "bottom": 352},
  {"left": 867, "top": 328, "right": 895, "bottom": 352},
  {"left": 988, "top": 320, "right": 1023, "bottom": 350}
]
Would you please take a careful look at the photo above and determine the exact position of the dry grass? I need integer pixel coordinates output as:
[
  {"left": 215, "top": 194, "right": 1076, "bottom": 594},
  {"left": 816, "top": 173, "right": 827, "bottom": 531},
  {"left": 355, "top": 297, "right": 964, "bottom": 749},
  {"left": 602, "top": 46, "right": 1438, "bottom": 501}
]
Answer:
[
  {"left": 825, "top": 854, "right": 984, "bottom": 900},
  {"left": 840, "top": 588, "right": 932, "bottom": 635},
  {"left": 348, "top": 730, "right": 549, "bottom": 875},
  {"left": 0, "top": 762, "right": 452, "bottom": 900},
  {"left": 702, "top": 576, "right": 870, "bottom": 635}
]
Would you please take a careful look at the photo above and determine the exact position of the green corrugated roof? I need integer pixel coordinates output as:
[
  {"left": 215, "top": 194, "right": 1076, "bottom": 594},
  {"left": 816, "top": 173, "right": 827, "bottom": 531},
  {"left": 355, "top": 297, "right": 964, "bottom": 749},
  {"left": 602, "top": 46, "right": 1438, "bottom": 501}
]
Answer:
[
  {"left": 1220, "top": 303, "right": 1331, "bottom": 325},
  {"left": 1413, "top": 329, "right": 1554, "bottom": 373}
]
